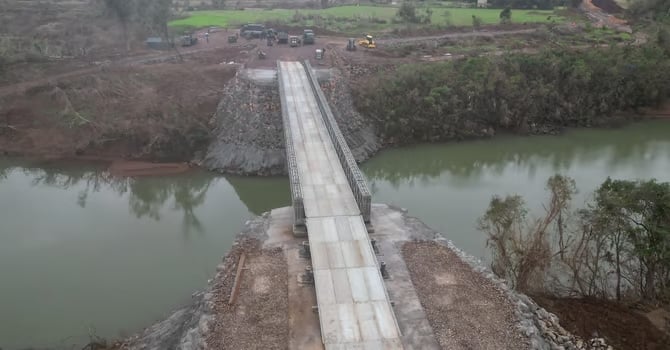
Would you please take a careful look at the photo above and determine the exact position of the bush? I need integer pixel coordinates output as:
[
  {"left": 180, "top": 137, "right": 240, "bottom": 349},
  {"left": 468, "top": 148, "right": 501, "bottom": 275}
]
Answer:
[
  {"left": 355, "top": 45, "right": 670, "bottom": 144},
  {"left": 397, "top": 1, "right": 420, "bottom": 23}
]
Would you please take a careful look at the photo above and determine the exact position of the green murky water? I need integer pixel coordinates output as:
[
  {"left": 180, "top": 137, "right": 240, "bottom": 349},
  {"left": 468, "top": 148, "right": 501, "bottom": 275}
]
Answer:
[
  {"left": 1, "top": 120, "right": 670, "bottom": 349},
  {"left": 0, "top": 162, "right": 289, "bottom": 349},
  {"left": 362, "top": 120, "right": 670, "bottom": 260}
]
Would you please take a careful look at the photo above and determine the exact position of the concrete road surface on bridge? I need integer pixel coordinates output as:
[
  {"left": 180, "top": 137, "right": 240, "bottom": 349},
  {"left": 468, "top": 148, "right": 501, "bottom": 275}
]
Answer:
[{"left": 278, "top": 61, "right": 403, "bottom": 349}]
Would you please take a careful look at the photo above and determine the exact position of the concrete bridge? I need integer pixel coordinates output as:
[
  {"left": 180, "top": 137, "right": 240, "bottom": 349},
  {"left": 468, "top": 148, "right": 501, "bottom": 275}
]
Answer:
[{"left": 277, "top": 60, "right": 403, "bottom": 349}]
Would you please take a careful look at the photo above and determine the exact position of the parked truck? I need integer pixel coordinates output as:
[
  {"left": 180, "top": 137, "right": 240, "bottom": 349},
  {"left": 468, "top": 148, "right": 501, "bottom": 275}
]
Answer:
[
  {"left": 303, "top": 29, "right": 315, "bottom": 45},
  {"left": 240, "top": 24, "right": 265, "bottom": 39},
  {"left": 277, "top": 31, "right": 289, "bottom": 44}
]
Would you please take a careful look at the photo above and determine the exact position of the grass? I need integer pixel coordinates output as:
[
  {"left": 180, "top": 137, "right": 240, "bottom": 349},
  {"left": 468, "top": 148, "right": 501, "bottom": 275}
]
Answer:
[{"left": 169, "top": 5, "right": 565, "bottom": 34}]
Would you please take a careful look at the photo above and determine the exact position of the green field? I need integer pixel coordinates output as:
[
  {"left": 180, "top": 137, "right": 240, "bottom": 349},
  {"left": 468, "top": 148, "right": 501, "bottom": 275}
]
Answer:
[{"left": 169, "top": 6, "right": 564, "bottom": 33}]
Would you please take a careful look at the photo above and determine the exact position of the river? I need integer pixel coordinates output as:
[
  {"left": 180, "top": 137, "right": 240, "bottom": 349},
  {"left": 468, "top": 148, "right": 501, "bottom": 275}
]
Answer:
[{"left": 1, "top": 120, "right": 669, "bottom": 349}]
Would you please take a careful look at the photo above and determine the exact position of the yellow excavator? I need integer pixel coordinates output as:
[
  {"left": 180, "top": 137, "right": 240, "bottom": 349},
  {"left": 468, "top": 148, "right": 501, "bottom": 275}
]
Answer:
[{"left": 358, "top": 34, "right": 376, "bottom": 49}]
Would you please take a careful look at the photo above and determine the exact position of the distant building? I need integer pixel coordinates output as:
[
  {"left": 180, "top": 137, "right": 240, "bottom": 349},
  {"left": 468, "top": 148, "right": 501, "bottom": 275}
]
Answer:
[{"left": 477, "top": 0, "right": 488, "bottom": 7}]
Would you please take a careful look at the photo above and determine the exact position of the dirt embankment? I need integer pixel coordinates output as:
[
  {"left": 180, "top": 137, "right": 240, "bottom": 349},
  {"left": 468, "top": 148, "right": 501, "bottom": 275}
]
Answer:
[
  {"left": 533, "top": 296, "right": 670, "bottom": 350},
  {"left": 0, "top": 53, "right": 237, "bottom": 162}
]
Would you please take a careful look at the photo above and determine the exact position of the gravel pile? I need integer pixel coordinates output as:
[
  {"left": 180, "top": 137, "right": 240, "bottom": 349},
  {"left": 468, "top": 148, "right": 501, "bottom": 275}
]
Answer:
[
  {"left": 201, "top": 70, "right": 286, "bottom": 175},
  {"left": 205, "top": 238, "right": 288, "bottom": 350},
  {"left": 402, "top": 241, "right": 529, "bottom": 350},
  {"left": 431, "top": 235, "right": 613, "bottom": 350}
]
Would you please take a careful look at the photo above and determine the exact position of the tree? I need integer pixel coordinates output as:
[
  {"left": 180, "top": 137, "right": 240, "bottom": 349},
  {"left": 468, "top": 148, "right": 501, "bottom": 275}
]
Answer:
[
  {"left": 472, "top": 15, "right": 482, "bottom": 30},
  {"left": 103, "top": 0, "right": 136, "bottom": 51},
  {"left": 479, "top": 175, "right": 575, "bottom": 292},
  {"left": 500, "top": 7, "right": 512, "bottom": 25},
  {"left": 594, "top": 178, "right": 670, "bottom": 300},
  {"left": 397, "top": 2, "right": 419, "bottom": 23}
]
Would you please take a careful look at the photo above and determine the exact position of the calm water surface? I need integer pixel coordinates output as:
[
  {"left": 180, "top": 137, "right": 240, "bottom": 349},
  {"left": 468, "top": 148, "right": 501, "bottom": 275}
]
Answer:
[
  {"left": 362, "top": 120, "right": 670, "bottom": 260},
  {"left": 1, "top": 120, "right": 670, "bottom": 349},
  {"left": 0, "top": 162, "right": 289, "bottom": 349}
]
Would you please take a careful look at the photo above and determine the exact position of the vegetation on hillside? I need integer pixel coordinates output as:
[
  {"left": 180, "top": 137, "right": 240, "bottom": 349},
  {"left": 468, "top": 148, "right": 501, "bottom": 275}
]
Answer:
[{"left": 355, "top": 44, "right": 670, "bottom": 144}]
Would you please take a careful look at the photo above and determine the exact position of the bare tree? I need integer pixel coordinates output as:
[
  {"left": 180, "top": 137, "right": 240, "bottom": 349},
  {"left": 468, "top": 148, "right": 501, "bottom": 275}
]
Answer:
[{"left": 103, "top": 0, "right": 135, "bottom": 51}]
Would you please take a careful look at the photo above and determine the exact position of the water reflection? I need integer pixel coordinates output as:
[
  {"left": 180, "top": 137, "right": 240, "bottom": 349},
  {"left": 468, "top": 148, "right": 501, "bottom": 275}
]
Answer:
[
  {"left": 364, "top": 121, "right": 670, "bottom": 187},
  {"left": 1, "top": 161, "right": 218, "bottom": 237},
  {"left": 226, "top": 175, "right": 291, "bottom": 216},
  {"left": 0, "top": 159, "right": 289, "bottom": 350}
]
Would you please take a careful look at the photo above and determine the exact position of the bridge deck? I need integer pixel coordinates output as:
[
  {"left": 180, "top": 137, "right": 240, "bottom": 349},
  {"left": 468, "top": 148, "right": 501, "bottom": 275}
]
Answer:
[{"left": 279, "top": 61, "right": 403, "bottom": 349}]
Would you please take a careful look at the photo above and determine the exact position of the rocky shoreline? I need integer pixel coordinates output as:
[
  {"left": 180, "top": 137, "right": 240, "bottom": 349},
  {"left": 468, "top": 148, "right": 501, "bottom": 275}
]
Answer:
[{"left": 113, "top": 205, "right": 610, "bottom": 350}]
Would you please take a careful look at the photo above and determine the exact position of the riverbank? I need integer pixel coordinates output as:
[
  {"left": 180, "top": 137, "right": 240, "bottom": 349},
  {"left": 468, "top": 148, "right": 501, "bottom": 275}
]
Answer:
[
  {"left": 105, "top": 204, "right": 627, "bottom": 350},
  {"left": 3, "top": 43, "right": 669, "bottom": 175}
]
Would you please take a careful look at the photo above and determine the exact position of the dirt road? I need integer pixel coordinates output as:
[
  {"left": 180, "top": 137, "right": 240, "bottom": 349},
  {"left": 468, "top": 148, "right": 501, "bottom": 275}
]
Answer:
[{"left": 377, "top": 28, "right": 538, "bottom": 45}]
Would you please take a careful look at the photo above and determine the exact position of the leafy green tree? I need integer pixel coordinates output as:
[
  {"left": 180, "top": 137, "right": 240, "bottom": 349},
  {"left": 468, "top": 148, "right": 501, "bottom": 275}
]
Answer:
[
  {"left": 500, "top": 7, "right": 512, "bottom": 24},
  {"left": 472, "top": 15, "right": 482, "bottom": 29},
  {"left": 397, "top": 2, "right": 419, "bottom": 23},
  {"left": 594, "top": 178, "right": 670, "bottom": 300}
]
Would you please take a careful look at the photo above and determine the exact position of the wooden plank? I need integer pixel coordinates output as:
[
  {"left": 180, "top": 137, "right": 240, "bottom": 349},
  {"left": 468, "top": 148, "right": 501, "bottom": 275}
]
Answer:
[
  {"left": 355, "top": 302, "right": 381, "bottom": 341},
  {"left": 228, "top": 253, "right": 246, "bottom": 305},
  {"left": 372, "top": 301, "right": 400, "bottom": 339},
  {"left": 358, "top": 240, "right": 377, "bottom": 268},
  {"left": 331, "top": 269, "right": 353, "bottom": 304},
  {"left": 320, "top": 304, "right": 340, "bottom": 344},
  {"left": 310, "top": 242, "right": 329, "bottom": 270},
  {"left": 348, "top": 216, "right": 369, "bottom": 241},
  {"left": 347, "top": 267, "right": 369, "bottom": 303},
  {"left": 326, "top": 242, "right": 346, "bottom": 269},
  {"left": 322, "top": 217, "right": 339, "bottom": 242},
  {"left": 363, "top": 267, "right": 387, "bottom": 302},
  {"left": 314, "top": 269, "right": 336, "bottom": 305},
  {"left": 341, "top": 240, "right": 365, "bottom": 268},
  {"left": 338, "top": 303, "right": 361, "bottom": 343},
  {"left": 334, "top": 217, "right": 353, "bottom": 241}
]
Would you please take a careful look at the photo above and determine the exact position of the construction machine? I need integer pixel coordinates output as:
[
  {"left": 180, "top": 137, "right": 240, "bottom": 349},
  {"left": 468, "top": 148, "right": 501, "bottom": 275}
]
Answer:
[{"left": 358, "top": 34, "right": 376, "bottom": 49}]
